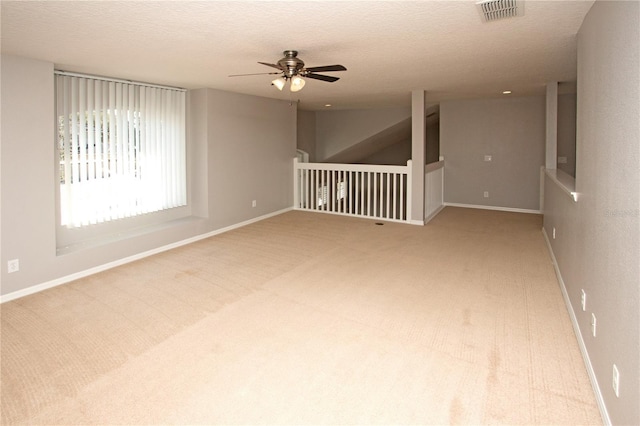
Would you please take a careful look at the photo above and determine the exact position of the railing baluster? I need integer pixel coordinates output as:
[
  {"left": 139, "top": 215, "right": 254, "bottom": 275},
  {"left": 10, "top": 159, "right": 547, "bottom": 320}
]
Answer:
[
  {"left": 355, "top": 171, "right": 359, "bottom": 215},
  {"left": 307, "top": 168, "right": 311, "bottom": 210},
  {"left": 341, "top": 170, "right": 345, "bottom": 214},
  {"left": 312, "top": 169, "right": 316, "bottom": 210},
  {"left": 386, "top": 173, "right": 391, "bottom": 219},
  {"left": 318, "top": 169, "right": 322, "bottom": 211},
  {"left": 400, "top": 172, "right": 405, "bottom": 220},
  {"left": 361, "top": 171, "right": 364, "bottom": 215},
  {"left": 393, "top": 173, "right": 398, "bottom": 220},
  {"left": 336, "top": 170, "right": 339, "bottom": 213},
  {"left": 304, "top": 169, "right": 308, "bottom": 210},
  {"left": 337, "top": 170, "right": 341, "bottom": 213},
  {"left": 382, "top": 173, "right": 389, "bottom": 218},
  {"left": 329, "top": 170, "right": 333, "bottom": 212},
  {"left": 378, "top": 172, "right": 384, "bottom": 217},
  {"left": 360, "top": 172, "right": 363, "bottom": 216},
  {"left": 308, "top": 168, "right": 312, "bottom": 210},
  {"left": 373, "top": 172, "right": 378, "bottom": 217},
  {"left": 332, "top": 169, "right": 336, "bottom": 212},
  {"left": 352, "top": 171, "right": 356, "bottom": 215},
  {"left": 353, "top": 172, "right": 359, "bottom": 214},
  {"left": 320, "top": 170, "right": 327, "bottom": 210},
  {"left": 349, "top": 172, "right": 358, "bottom": 214},
  {"left": 325, "top": 169, "right": 330, "bottom": 211},
  {"left": 366, "top": 171, "right": 370, "bottom": 217},
  {"left": 344, "top": 172, "right": 353, "bottom": 214},
  {"left": 301, "top": 168, "right": 305, "bottom": 209},
  {"left": 304, "top": 169, "right": 309, "bottom": 209},
  {"left": 297, "top": 168, "right": 302, "bottom": 208},
  {"left": 306, "top": 168, "right": 311, "bottom": 210},
  {"left": 352, "top": 171, "right": 355, "bottom": 215}
]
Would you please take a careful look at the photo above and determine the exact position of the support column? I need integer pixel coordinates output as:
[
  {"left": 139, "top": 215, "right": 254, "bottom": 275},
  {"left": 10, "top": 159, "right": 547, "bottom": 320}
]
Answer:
[{"left": 410, "top": 90, "right": 426, "bottom": 225}]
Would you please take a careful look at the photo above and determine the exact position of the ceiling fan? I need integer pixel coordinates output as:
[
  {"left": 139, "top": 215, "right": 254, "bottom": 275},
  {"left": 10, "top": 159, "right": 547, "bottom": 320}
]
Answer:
[{"left": 229, "top": 50, "right": 347, "bottom": 92}]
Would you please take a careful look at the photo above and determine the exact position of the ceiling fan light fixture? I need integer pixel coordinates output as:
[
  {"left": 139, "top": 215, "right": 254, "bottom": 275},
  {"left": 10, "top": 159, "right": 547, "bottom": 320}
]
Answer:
[
  {"left": 290, "top": 76, "right": 305, "bottom": 92},
  {"left": 272, "top": 77, "right": 286, "bottom": 91}
]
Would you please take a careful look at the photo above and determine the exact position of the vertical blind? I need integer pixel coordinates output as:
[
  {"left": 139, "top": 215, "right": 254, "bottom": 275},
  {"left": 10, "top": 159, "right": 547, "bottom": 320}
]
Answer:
[{"left": 55, "top": 73, "right": 186, "bottom": 228}]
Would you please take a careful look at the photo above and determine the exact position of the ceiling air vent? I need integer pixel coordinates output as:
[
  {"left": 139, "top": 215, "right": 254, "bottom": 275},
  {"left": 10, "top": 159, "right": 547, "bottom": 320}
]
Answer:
[{"left": 476, "top": 0, "right": 524, "bottom": 23}]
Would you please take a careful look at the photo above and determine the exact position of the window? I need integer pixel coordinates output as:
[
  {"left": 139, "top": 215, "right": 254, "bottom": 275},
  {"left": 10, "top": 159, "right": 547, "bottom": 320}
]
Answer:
[
  {"left": 55, "top": 72, "right": 186, "bottom": 228},
  {"left": 317, "top": 181, "right": 346, "bottom": 206}
]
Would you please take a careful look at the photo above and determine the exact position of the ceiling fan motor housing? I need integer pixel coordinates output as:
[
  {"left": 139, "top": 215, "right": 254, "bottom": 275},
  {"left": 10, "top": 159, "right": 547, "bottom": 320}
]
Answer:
[{"left": 277, "top": 50, "right": 305, "bottom": 78}]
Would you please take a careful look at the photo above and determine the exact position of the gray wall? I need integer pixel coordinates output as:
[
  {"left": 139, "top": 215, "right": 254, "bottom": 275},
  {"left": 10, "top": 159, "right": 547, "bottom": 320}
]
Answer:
[
  {"left": 1, "top": 54, "right": 296, "bottom": 297},
  {"left": 440, "top": 96, "right": 545, "bottom": 211},
  {"left": 426, "top": 118, "right": 440, "bottom": 164},
  {"left": 359, "top": 139, "right": 411, "bottom": 165},
  {"left": 296, "top": 110, "right": 316, "bottom": 162},
  {"left": 204, "top": 88, "right": 296, "bottom": 228},
  {"left": 314, "top": 107, "right": 410, "bottom": 161},
  {"left": 543, "top": 2, "right": 639, "bottom": 424},
  {"left": 557, "top": 93, "right": 577, "bottom": 177}
]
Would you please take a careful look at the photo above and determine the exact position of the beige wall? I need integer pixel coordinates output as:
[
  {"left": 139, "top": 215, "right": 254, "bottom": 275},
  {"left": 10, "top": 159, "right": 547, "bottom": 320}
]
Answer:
[
  {"left": 441, "top": 96, "right": 545, "bottom": 211},
  {"left": 1, "top": 54, "right": 296, "bottom": 297},
  {"left": 543, "top": 1, "right": 639, "bottom": 424}
]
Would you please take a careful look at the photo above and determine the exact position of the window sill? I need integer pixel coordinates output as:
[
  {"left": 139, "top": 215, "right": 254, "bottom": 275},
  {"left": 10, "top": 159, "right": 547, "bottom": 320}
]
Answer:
[{"left": 545, "top": 168, "right": 578, "bottom": 202}]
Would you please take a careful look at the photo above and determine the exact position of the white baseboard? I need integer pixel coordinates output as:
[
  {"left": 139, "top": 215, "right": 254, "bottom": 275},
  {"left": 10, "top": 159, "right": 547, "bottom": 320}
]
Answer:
[
  {"left": 0, "top": 208, "right": 292, "bottom": 304},
  {"left": 541, "top": 228, "right": 610, "bottom": 426},
  {"left": 444, "top": 202, "right": 541, "bottom": 214},
  {"left": 424, "top": 204, "right": 445, "bottom": 224}
]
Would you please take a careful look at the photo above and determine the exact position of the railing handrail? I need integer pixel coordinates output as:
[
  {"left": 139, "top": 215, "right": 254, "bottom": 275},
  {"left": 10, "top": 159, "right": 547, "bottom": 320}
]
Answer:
[{"left": 295, "top": 159, "right": 410, "bottom": 174}]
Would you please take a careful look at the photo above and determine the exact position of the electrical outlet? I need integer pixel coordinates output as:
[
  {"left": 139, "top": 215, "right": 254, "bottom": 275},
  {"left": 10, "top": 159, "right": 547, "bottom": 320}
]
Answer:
[
  {"left": 483, "top": 191, "right": 489, "bottom": 198},
  {"left": 581, "top": 289, "right": 586, "bottom": 311},
  {"left": 484, "top": 155, "right": 492, "bottom": 162},
  {"left": 591, "top": 313, "right": 597, "bottom": 337},
  {"left": 252, "top": 200, "right": 257, "bottom": 208},
  {"left": 8, "top": 259, "right": 20, "bottom": 273},
  {"left": 612, "top": 364, "right": 620, "bottom": 397}
]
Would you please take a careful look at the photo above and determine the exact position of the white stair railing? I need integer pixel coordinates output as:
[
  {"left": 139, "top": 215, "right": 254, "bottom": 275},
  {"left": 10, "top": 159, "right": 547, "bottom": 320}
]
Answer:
[{"left": 293, "top": 158, "right": 412, "bottom": 223}]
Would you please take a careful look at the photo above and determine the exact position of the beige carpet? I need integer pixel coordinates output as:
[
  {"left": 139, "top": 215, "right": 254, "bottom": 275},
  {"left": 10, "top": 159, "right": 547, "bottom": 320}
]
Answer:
[{"left": 0, "top": 207, "right": 601, "bottom": 425}]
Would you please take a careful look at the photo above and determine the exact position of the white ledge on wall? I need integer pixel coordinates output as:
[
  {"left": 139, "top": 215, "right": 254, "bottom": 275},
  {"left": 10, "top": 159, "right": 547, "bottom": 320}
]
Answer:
[
  {"left": 545, "top": 168, "right": 578, "bottom": 202},
  {"left": 425, "top": 160, "right": 444, "bottom": 174}
]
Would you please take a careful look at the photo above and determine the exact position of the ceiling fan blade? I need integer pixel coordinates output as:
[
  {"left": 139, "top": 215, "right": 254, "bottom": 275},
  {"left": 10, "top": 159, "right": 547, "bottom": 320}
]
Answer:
[
  {"left": 305, "top": 73, "right": 340, "bottom": 83},
  {"left": 304, "top": 65, "right": 347, "bottom": 73},
  {"left": 258, "top": 62, "right": 284, "bottom": 71},
  {"left": 229, "top": 72, "right": 281, "bottom": 77}
]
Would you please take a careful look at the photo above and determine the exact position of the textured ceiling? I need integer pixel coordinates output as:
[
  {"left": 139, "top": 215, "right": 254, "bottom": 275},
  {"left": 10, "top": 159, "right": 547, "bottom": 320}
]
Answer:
[{"left": 0, "top": 1, "right": 594, "bottom": 110}]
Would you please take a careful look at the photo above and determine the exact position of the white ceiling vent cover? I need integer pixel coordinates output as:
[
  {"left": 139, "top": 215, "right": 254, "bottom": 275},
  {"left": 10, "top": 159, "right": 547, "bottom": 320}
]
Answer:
[{"left": 476, "top": 0, "right": 524, "bottom": 23}]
